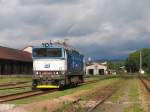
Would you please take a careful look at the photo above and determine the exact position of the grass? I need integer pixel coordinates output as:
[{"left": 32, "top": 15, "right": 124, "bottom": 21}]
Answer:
[
  {"left": 109, "top": 82, "right": 125, "bottom": 102},
  {"left": 124, "top": 104, "right": 144, "bottom": 112},
  {"left": 0, "top": 80, "right": 32, "bottom": 96},
  {"left": 129, "top": 79, "right": 140, "bottom": 101},
  {"left": 1, "top": 75, "right": 147, "bottom": 112},
  {"left": 0, "top": 77, "right": 32, "bottom": 84},
  {"left": 0, "top": 76, "right": 107, "bottom": 98},
  {"left": 148, "top": 104, "right": 150, "bottom": 112},
  {"left": 0, "top": 86, "right": 32, "bottom": 96},
  {"left": 55, "top": 101, "right": 70, "bottom": 112},
  {"left": 124, "top": 79, "right": 144, "bottom": 112},
  {"left": 64, "top": 102, "right": 85, "bottom": 112},
  {"left": 54, "top": 78, "right": 122, "bottom": 112},
  {"left": 42, "top": 106, "right": 49, "bottom": 112},
  {"left": 9, "top": 77, "right": 120, "bottom": 105}
]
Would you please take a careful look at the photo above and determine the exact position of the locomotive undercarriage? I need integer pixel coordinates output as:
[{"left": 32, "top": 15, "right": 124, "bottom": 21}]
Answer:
[{"left": 32, "top": 72, "right": 84, "bottom": 90}]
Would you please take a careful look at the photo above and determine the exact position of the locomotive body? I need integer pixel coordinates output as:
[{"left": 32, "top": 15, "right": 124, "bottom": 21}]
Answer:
[{"left": 32, "top": 43, "right": 84, "bottom": 89}]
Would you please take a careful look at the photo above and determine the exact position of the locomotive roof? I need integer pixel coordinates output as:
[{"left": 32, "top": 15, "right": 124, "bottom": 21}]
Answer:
[{"left": 33, "top": 43, "right": 83, "bottom": 55}]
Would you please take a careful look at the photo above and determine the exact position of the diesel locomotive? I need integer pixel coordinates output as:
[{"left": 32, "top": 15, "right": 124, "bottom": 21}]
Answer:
[{"left": 32, "top": 43, "right": 84, "bottom": 89}]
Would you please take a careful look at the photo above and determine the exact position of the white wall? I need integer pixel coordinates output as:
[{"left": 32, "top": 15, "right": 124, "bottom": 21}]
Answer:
[{"left": 86, "top": 64, "right": 107, "bottom": 75}]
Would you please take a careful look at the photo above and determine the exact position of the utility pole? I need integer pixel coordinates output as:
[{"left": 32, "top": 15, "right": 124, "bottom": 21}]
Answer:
[
  {"left": 139, "top": 50, "right": 144, "bottom": 74},
  {"left": 140, "top": 51, "right": 142, "bottom": 71}
]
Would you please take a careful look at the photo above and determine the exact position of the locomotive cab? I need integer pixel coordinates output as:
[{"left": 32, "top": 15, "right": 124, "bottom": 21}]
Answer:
[{"left": 32, "top": 45, "right": 67, "bottom": 89}]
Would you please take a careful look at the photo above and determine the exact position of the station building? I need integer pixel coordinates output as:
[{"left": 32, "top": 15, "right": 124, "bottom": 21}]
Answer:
[{"left": 0, "top": 46, "right": 32, "bottom": 75}]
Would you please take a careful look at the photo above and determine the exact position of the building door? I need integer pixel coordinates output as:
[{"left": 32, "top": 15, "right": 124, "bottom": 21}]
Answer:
[
  {"left": 0, "top": 64, "right": 1, "bottom": 75},
  {"left": 1, "top": 64, "right": 5, "bottom": 75},
  {"left": 99, "top": 69, "right": 104, "bottom": 75},
  {"left": 88, "top": 69, "right": 94, "bottom": 75}
]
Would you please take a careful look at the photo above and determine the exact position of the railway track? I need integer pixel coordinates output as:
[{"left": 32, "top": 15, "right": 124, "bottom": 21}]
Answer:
[
  {"left": 87, "top": 89, "right": 117, "bottom": 112},
  {"left": 0, "top": 78, "right": 109, "bottom": 103},
  {"left": 86, "top": 80, "right": 122, "bottom": 112},
  {"left": 0, "top": 85, "right": 31, "bottom": 90},
  {"left": 0, "top": 89, "right": 57, "bottom": 103},
  {"left": 139, "top": 77, "right": 150, "bottom": 92},
  {"left": 88, "top": 77, "right": 150, "bottom": 112},
  {"left": 0, "top": 76, "right": 114, "bottom": 90},
  {"left": 82, "top": 76, "right": 117, "bottom": 86},
  {"left": 0, "top": 79, "right": 98, "bottom": 91},
  {"left": 63, "top": 80, "right": 123, "bottom": 112},
  {"left": 0, "top": 81, "right": 31, "bottom": 87}
]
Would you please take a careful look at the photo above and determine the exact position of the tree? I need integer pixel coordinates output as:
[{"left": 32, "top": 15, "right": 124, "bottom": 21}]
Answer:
[
  {"left": 107, "top": 60, "right": 125, "bottom": 70},
  {"left": 125, "top": 48, "right": 150, "bottom": 73}
]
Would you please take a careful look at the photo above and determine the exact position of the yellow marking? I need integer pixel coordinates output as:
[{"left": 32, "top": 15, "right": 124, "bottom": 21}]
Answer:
[{"left": 36, "top": 85, "right": 59, "bottom": 89}]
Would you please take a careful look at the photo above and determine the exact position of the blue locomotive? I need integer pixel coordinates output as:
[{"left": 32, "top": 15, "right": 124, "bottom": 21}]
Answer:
[{"left": 32, "top": 42, "right": 84, "bottom": 89}]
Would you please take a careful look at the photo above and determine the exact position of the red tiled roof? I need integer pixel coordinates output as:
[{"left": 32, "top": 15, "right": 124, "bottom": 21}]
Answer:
[{"left": 0, "top": 46, "right": 32, "bottom": 62}]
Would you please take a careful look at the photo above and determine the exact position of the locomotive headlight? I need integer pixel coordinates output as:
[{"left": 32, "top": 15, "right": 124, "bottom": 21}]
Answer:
[
  {"left": 56, "top": 72, "right": 59, "bottom": 75},
  {"left": 39, "top": 74, "right": 43, "bottom": 78},
  {"left": 61, "top": 71, "right": 65, "bottom": 75},
  {"left": 36, "top": 71, "right": 38, "bottom": 75}
]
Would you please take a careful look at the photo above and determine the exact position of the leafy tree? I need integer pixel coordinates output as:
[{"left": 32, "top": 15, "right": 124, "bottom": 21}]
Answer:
[{"left": 125, "top": 48, "right": 150, "bottom": 73}]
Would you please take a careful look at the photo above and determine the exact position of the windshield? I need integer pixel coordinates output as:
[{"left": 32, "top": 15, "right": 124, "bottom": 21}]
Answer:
[{"left": 33, "top": 48, "right": 62, "bottom": 58}]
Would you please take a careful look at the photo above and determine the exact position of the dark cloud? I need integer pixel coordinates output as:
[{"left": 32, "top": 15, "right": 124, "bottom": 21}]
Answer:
[
  {"left": 20, "top": 0, "right": 80, "bottom": 5},
  {"left": 0, "top": 0, "right": 150, "bottom": 59}
]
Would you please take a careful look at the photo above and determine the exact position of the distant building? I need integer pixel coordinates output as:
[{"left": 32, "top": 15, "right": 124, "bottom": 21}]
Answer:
[
  {"left": 107, "top": 69, "right": 117, "bottom": 75},
  {"left": 85, "top": 62, "right": 108, "bottom": 75},
  {"left": 23, "top": 46, "right": 33, "bottom": 54},
  {"left": 0, "top": 46, "right": 32, "bottom": 75},
  {"left": 119, "top": 66, "right": 127, "bottom": 74}
]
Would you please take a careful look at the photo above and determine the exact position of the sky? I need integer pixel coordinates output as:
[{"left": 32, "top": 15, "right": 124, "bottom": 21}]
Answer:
[{"left": 0, "top": 0, "right": 150, "bottom": 60}]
